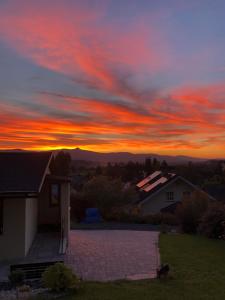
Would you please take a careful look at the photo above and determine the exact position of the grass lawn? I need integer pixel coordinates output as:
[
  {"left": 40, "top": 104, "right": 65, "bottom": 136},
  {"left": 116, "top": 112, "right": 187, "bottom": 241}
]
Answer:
[{"left": 36, "top": 234, "right": 225, "bottom": 300}]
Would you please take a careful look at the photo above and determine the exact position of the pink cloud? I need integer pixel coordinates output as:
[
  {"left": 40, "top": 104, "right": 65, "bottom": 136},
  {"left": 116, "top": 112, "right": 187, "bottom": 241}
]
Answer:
[{"left": 0, "top": 0, "right": 168, "bottom": 101}]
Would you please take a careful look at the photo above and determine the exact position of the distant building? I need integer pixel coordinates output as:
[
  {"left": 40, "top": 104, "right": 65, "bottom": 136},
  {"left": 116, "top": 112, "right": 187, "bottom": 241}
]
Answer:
[
  {"left": 136, "top": 171, "right": 214, "bottom": 215},
  {"left": 0, "top": 152, "right": 70, "bottom": 261}
]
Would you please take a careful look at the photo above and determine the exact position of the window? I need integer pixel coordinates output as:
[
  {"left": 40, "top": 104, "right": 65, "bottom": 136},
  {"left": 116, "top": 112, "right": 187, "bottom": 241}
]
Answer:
[
  {"left": 0, "top": 198, "right": 3, "bottom": 234},
  {"left": 166, "top": 191, "right": 174, "bottom": 201},
  {"left": 50, "top": 183, "right": 60, "bottom": 206}
]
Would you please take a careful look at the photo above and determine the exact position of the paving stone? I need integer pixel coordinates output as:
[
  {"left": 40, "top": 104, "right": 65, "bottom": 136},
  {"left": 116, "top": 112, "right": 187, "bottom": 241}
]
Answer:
[{"left": 65, "top": 230, "right": 160, "bottom": 282}]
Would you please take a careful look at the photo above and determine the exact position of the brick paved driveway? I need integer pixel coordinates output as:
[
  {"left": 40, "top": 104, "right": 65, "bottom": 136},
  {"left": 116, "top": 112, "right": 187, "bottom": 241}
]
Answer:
[{"left": 65, "top": 230, "right": 160, "bottom": 282}]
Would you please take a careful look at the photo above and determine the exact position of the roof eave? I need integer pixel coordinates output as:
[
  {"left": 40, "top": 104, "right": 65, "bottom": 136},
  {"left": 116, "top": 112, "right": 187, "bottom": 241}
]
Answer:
[
  {"left": 0, "top": 191, "right": 38, "bottom": 198},
  {"left": 38, "top": 151, "right": 53, "bottom": 193}
]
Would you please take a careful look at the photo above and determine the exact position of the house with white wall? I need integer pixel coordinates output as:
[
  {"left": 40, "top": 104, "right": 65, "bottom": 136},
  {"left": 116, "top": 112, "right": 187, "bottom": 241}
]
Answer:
[
  {"left": 0, "top": 152, "right": 70, "bottom": 261},
  {"left": 136, "top": 171, "right": 214, "bottom": 215}
]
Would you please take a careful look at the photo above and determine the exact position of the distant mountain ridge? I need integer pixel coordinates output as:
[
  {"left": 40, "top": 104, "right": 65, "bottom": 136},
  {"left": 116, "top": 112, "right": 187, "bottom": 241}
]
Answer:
[
  {"left": 0, "top": 147, "right": 210, "bottom": 164},
  {"left": 62, "top": 148, "right": 208, "bottom": 164}
]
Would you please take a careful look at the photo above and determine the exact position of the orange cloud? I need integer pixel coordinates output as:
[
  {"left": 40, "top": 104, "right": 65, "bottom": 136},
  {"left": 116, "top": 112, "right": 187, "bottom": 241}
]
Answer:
[{"left": 0, "top": 86, "right": 224, "bottom": 158}]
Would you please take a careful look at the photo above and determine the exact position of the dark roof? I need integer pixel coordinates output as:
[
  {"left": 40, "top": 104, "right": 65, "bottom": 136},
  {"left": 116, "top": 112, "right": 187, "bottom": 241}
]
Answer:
[
  {"left": 136, "top": 172, "right": 179, "bottom": 202},
  {"left": 136, "top": 171, "right": 177, "bottom": 193},
  {"left": 0, "top": 151, "right": 52, "bottom": 194},
  {"left": 137, "top": 172, "right": 215, "bottom": 204}
]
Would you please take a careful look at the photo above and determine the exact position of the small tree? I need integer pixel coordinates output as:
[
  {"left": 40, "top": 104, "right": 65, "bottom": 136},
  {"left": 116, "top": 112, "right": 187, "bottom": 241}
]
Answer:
[
  {"left": 152, "top": 158, "right": 160, "bottom": 171},
  {"left": 50, "top": 151, "right": 72, "bottom": 176},
  {"left": 198, "top": 203, "right": 225, "bottom": 239},
  {"left": 144, "top": 158, "right": 152, "bottom": 173},
  {"left": 176, "top": 191, "right": 209, "bottom": 233},
  {"left": 161, "top": 160, "right": 168, "bottom": 172}
]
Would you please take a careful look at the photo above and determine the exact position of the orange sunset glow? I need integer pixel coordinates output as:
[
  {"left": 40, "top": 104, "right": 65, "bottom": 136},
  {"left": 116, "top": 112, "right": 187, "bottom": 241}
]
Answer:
[{"left": 0, "top": 0, "right": 224, "bottom": 158}]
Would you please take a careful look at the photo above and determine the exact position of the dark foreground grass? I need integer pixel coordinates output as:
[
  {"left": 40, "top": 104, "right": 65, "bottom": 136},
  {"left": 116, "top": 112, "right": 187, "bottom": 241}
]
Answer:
[{"left": 36, "top": 234, "right": 225, "bottom": 300}]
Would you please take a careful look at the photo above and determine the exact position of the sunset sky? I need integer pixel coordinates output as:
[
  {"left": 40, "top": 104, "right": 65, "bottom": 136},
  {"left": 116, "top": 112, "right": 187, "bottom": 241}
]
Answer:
[{"left": 0, "top": 0, "right": 225, "bottom": 158}]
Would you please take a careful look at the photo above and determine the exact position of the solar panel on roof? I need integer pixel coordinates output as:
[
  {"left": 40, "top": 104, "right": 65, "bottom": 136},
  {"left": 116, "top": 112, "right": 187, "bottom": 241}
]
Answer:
[
  {"left": 143, "top": 176, "right": 168, "bottom": 192},
  {"left": 136, "top": 171, "right": 161, "bottom": 188}
]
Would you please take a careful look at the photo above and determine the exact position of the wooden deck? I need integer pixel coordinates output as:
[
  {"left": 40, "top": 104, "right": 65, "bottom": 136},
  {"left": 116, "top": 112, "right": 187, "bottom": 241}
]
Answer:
[{"left": 0, "top": 232, "right": 64, "bottom": 282}]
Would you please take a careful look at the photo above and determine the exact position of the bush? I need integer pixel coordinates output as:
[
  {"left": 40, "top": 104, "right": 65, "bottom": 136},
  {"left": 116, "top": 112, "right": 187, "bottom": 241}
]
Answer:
[
  {"left": 198, "top": 203, "right": 225, "bottom": 239},
  {"left": 42, "top": 263, "right": 79, "bottom": 292},
  {"left": 104, "top": 208, "right": 177, "bottom": 226},
  {"left": 104, "top": 210, "right": 139, "bottom": 223},
  {"left": 141, "top": 213, "right": 178, "bottom": 226},
  {"left": 175, "top": 191, "right": 209, "bottom": 233}
]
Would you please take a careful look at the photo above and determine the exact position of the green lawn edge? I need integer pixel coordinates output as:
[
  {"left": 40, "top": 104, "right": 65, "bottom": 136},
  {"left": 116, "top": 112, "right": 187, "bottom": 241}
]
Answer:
[{"left": 35, "top": 234, "right": 225, "bottom": 300}]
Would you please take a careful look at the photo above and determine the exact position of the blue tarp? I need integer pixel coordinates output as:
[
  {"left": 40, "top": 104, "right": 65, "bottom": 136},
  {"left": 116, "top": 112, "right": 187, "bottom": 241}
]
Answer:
[{"left": 82, "top": 208, "right": 103, "bottom": 223}]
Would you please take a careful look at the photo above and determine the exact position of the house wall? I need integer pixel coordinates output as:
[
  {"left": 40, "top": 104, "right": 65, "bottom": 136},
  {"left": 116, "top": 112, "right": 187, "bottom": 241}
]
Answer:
[
  {"left": 38, "top": 180, "right": 60, "bottom": 226},
  {"left": 140, "top": 179, "right": 194, "bottom": 215},
  {"left": 25, "top": 198, "right": 38, "bottom": 255},
  {"left": 0, "top": 197, "right": 39, "bottom": 261},
  {"left": 0, "top": 198, "right": 26, "bottom": 261}
]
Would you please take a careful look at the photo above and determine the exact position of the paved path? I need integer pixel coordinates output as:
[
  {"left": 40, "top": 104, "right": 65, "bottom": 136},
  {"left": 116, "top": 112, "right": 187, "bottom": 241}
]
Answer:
[{"left": 65, "top": 230, "right": 160, "bottom": 282}]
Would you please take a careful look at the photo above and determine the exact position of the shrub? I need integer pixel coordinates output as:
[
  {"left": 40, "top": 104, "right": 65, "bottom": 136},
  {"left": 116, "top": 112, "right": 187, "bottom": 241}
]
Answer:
[
  {"left": 142, "top": 213, "right": 178, "bottom": 226},
  {"left": 9, "top": 270, "right": 25, "bottom": 287},
  {"left": 198, "top": 203, "right": 225, "bottom": 239},
  {"left": 42, "top": 263, "right": 79, "bottom": 292},
  {"left": 104, "top": 210, "right": 140, "bottom": 223},
  {"left": 104, "top": 209, "right": 177, "bottom": 226},
  {"left": 175, "top": 191, "right": 209, "bottom": 233}
]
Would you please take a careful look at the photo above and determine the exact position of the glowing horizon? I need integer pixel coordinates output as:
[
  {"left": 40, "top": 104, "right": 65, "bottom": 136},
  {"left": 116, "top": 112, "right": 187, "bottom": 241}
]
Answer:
[{"left": 0, "top": 0, "right": 224, "bottom": 158}]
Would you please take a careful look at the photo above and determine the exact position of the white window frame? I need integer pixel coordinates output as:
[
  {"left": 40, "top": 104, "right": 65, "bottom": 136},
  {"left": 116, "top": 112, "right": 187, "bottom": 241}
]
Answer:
[{"left": 166, "top": 191, "right": 174, "bottom": 201}]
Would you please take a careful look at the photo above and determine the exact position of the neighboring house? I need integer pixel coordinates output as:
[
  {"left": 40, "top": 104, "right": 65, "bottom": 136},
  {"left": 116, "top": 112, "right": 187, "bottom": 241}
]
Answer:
[
  {"left": 0, "top": 152, "right": 70, "bottom": 261},
  {"left": 136, "top": 171, "right": 214, "bottom": 215}
]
